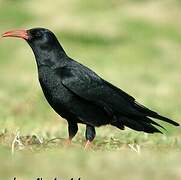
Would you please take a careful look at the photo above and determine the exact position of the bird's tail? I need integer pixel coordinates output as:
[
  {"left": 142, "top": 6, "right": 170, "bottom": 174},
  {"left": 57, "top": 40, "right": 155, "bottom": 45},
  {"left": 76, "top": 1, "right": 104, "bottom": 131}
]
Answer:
[
  {"left": 112, "top": 115, "right": 164, "bottom": 133},
  {"left": 111, "top": 102, "right": 179, "bottom": 134},
  {"left": 133, "top": 101, "right": 179, "bottom": 126}
]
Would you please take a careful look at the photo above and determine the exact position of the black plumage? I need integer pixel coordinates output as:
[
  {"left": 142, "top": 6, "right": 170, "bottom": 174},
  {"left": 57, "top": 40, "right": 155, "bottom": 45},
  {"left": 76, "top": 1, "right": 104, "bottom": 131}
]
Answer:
[{"left": 2, "top": 28, "right": 179, "bottom": 146}]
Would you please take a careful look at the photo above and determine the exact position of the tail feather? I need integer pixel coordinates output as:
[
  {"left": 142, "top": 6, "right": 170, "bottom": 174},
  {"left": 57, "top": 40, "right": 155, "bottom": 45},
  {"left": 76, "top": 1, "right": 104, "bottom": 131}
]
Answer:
[
  {"left": 134, "top": 101, "right": 179, "bottom": 126},
  {"left": 135, "top": 116, "right": 166, "bottom": 131},
  {"left": 120, "top": 116, "right": 162, "bottom": 134},
  {"left": 111, "top": 101, "right": 179, "bottom": 134}
]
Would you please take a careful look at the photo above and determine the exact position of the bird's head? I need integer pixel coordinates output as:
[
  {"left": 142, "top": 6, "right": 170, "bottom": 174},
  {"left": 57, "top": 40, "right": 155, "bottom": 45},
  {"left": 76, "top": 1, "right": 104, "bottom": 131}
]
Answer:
[
  {"left": 2, "top": 28, "right": 60, "bottom": 50},
  {"left": 2, "top": 28, "right": 66, "bottom": 66}
]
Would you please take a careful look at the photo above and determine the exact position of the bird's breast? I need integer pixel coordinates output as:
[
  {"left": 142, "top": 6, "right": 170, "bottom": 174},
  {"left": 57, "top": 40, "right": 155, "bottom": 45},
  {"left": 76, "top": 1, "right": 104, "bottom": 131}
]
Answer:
[{"left": 37, "top": 66, "right": 74, "bottom": 112}]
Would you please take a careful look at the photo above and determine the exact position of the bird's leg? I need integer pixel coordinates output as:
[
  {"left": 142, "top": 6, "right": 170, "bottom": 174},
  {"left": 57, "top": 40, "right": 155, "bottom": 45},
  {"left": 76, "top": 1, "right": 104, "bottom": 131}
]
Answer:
[
  {"left": 85, "top": 125, "right": 96, "bottom": 149},
  {"left": 65, "top": 122, "right": 78, "bottom": 146}
]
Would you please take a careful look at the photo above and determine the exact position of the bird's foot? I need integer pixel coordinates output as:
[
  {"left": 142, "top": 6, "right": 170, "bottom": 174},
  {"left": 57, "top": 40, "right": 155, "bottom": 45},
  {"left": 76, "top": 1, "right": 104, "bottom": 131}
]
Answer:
[
  {"left": 84, "top": 140, "right": 92, "bottom": 150},
  {"left": 64, "top": 138, "right": 72, "bottom": 147}
]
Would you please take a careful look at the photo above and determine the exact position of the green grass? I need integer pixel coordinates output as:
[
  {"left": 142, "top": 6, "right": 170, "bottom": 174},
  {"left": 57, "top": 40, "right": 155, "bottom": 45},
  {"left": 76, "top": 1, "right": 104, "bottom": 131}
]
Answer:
[{"left": 0, "top": 0, "right": 181, "bottom": 179}]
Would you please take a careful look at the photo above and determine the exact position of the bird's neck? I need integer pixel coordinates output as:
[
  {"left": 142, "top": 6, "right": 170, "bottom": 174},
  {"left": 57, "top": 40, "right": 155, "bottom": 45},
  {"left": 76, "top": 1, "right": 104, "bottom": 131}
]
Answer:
[{"left": 30, "top": 44, "right": 68, "bottom": 68}]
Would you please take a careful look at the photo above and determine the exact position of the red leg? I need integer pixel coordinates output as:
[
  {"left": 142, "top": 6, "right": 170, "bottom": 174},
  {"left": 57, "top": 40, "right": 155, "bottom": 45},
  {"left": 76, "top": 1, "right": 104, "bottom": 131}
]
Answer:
[
  {"left": 64, "top": 122, "right": 78, "bottom": 147},
  {"left": 64, "top": 138, "right": 72, "bottom": 146},
  {"left": 84, "top": 125, "right": 95, "bottom": 149},
  {"left": 84, "top": 140, "right": 92, "bottom": 149}
]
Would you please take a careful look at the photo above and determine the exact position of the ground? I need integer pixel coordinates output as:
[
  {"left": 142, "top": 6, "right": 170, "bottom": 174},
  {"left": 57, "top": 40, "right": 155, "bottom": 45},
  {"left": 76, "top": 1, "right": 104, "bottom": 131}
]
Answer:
[{"left": 0, "top": 0, "right": 180, "bottom": 179}]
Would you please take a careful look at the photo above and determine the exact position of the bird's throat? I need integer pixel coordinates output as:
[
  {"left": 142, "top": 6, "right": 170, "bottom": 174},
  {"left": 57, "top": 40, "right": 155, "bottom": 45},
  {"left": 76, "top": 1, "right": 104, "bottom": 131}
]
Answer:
[{"left": 31, "top": 46, "right": 67, "bottom": 68}]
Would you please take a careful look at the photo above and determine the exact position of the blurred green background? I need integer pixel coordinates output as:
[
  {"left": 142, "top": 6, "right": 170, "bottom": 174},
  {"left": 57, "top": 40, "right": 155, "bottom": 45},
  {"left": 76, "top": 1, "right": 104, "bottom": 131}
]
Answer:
[{"left": 0, "top": 0, "right": 180, "bottom": 179}]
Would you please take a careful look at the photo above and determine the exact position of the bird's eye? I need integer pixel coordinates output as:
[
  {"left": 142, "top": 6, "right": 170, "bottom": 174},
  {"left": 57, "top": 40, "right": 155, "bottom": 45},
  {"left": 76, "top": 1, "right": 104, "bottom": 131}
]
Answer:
[{"left": 35, "top": 32, "right": 42, "bottom": 38}]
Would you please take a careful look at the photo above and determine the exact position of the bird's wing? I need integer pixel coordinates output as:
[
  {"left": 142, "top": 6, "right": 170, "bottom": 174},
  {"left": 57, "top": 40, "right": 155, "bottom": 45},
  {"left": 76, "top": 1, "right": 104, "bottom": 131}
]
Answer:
[
  {"left": 56, "top": 64, "right": 139, "bottom": 116},
  {"left": 56, "top": 64, "right": 179, "bottom": 127}
]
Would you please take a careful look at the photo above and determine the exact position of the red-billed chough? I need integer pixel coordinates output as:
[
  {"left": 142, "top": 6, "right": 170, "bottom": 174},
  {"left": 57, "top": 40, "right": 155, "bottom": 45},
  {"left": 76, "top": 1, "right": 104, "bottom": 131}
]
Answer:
[{"left": 2, "top": 28, "right": 179, "bottom": 148}]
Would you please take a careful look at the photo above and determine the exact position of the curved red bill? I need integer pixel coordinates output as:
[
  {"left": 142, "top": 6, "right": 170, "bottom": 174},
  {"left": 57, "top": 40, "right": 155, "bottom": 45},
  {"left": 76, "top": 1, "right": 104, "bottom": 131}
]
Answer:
[{"left": 1, "top": 29, "right": 29, "bottom": 40}]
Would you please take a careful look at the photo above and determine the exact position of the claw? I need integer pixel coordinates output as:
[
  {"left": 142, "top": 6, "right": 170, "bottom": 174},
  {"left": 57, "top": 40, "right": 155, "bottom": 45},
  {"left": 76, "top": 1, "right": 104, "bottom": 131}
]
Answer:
[
  {"left": 84, "top": 140, "right": 92, "bottom": 150},
  {"left": 64, "top": 138, "right": 72, "bottom": 146}
]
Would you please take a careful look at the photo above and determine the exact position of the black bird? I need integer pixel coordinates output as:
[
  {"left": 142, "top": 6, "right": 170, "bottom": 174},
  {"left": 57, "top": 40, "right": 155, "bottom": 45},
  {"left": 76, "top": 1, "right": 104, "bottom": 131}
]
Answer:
[{"left": 2, "top": 28, "right": 179, "bottom": 148}]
